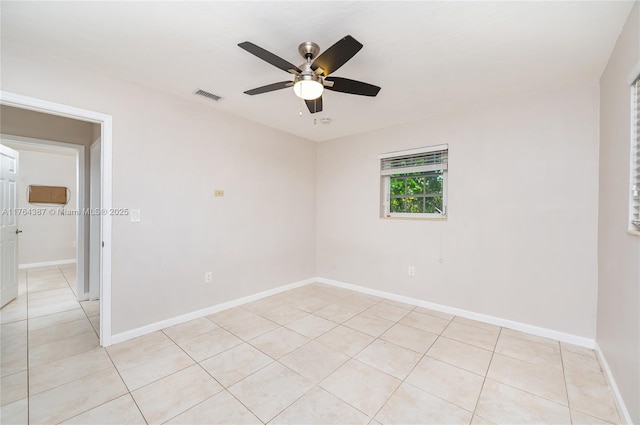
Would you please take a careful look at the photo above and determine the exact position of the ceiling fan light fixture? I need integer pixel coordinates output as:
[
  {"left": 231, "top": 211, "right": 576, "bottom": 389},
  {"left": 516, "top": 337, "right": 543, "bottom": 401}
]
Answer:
[{"left": 293, "top": 74, "right": 323, "bottom": 100}]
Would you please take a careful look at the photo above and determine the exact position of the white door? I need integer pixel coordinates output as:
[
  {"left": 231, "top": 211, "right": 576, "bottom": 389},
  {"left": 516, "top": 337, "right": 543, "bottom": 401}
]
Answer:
[
  {"left": 0, "top": 144, "right": 19, "bottom": 308},
  {"left": 89, "top": 139, "right": 101, "bottom": 300}
]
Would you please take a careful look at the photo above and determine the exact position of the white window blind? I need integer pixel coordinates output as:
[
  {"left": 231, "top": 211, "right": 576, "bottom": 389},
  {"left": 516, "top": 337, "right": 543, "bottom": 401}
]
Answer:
[
  {"left": 380, "top": 145, "right": 448, "bottom": 176},
  {"left": 632, "top": 76, "right": 640, "bottom": 229}
]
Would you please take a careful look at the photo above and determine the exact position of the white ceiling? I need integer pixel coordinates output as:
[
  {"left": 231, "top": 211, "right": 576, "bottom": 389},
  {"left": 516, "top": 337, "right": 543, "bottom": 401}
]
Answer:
[{"left": 1, "top": 1, "right": 634, "bottom": 142}]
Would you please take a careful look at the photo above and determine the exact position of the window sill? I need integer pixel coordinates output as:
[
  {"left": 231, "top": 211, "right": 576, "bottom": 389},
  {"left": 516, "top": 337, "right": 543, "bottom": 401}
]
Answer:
[{"left": 381, "top": 216, "right": 448, "bottom": 221}]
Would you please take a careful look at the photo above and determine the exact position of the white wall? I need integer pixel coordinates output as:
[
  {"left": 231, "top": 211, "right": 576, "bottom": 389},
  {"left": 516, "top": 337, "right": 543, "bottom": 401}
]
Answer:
[
  {"left": 317, "top": 80, "right": 600, "bottom": 339},
  {"left": 597, "top": 2, "right": 640, "bottom": 423},
  {"left": 5, "top": 147, "right": 77, "bottom": 265},
  {"left": 1, "top": 43, "right": 317, "bottom": 334}
]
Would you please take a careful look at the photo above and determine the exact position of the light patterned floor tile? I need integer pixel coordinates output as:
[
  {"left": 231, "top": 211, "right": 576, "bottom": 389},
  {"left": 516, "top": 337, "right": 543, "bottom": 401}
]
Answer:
[
  {"left": 0, "top": 299, "right": 28, "bottom": 324},
  {"left": 399, "top": 310, "right": 451, "bottom": 334},
  {"left": 258, "top": 305, "right": 309, "bottom": 325},
  {"left": 375, "top": 382, "right": 473, "bottom": 425},
  {"left": 320, "top": 359, "right": 401, "bottom": 417},
  {"left": 380, "top": 323, "right": 438, "bottom": 354},
  {"left": 107, "top": 331, "right": 174, "bottom": 365},
  {"left": 28, "top": 331, "right": 100, "bottom": 368},
  {"left": 1, "top": 370, "right": 27, "bottom": 406},
  {"left": 2, "top": 276, "right": 625, "bottom": 425},
  {"left": 475, "top": 379, "right": 570, "bottom": 424},
  {"left": 570, "top": 409, "right": 616, "bottom": 425},
  {"left": 495, "top": 333, "right": 562, "bottom": 369},
  {"left": 113, "top": 344, "right": 195, "bottom": 390},
  {"left": 162, "top": 317, "right": 219, "bottom": 343},
  {"left": 313, "top": 303, "right": 363, "bottom": 323},
  {"left": 442, "top": 321, "right": 500, "bottom": 351},
  {"left": 406, "top": 356, "right": 484, "bottom": 411},
  {"left": 487, "top": 353, "right": 567, "bottom": 405},
  {"left": 564, "top": 368, "right": 619, "bottom": 423},
  {"left": 452, "top": 316, "right": 501, "bottom": 332},
  {"left": 216, "top": 311, "right": 279, "bottom": 340},
  {"left": 0, "top": 398, "right": 28, "bottom": 425},
  {"left": 62, "top": 394, "right": 146, "bottom": 424},
  {"left": 80, "top": 300, "right": 100, "bottom": 317},
  {"left": 228, "top": 362, "right": 313, "bottom": 423},
  {"left": 176, "top": 327, "right": 242, "bottom": 362},
  {"left": 0, "top": 339, "right": 27, "bottom": 377},
  {"left": 249, "top": 326, "right": 309, "bottom": 359},
  {"left": 501, "top": 328, "right": 559, "bottom": 347},
  {"left": 28, "top": 309, "right": 86, "bottom": 331},
  {"left": 29, "top": 367, "right": 128, "bottom": 424},
  {"left": 271, "top": 386, "right": 370, "bottom": 425},
  {"left": 131, "top": 365, "right": 222, "bottom": 425},
  {"left": 380, "top": 298, "right": 414, "bottom": 311},
  {"left": 285, "top": 314, "right": 337, "bottom": 338},
  {"left": 427, "top": 336, "right": 493, "bottom": 375},
  {"left": 280, "top": 340, "right": 349, "bottom": 384},
  {"left": 27, "top": 293, "right": 80, "bottom": 319},
  {"left": 199, "top": 343, "right": 273, "bottom": 387},
  {"left": 365, "top": 303, "right": 411, "bottom": 322},
  {"left": 413, "top": 307, "right": 455, "bottom": 322},
  {"left": 28, "top": 318, "right": 94, "bottom": 347},
  {"left": 29, "top": 347, "right": 113, "bottom": 395},
  {"left": 315, "top": 325, "right": 375, "bottom": 357},
  {"left": 166, "top": 390, "right": 261, "bottom": 424},
  {"left": 355, "top": 339, "right": 422, "bottom": 380},
  {"left": 344, "top": 312, "right": 394, "bottom": 337}
]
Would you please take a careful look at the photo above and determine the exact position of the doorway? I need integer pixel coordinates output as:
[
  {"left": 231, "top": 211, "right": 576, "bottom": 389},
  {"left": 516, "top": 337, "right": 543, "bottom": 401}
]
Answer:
[{"left": 0, "top": 91, "right": 113, "bottom": 346}]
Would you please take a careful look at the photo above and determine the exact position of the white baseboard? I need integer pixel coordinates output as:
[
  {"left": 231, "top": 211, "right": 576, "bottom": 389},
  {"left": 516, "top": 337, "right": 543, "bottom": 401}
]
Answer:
[
  {"left": 110, "top": 276, "right": 595, "bottom": 350},
  {"left": 19, "top": 259, "right": 76, "bottom": 269},
  {"left": 595, "top": 342, "right": 633, "bottom": 425},
  {"left": 316, "top": 277, "right": 595, "bottom": 348},
  {"left": 110, "top": 277, "right": 316, "bottom": 345}
]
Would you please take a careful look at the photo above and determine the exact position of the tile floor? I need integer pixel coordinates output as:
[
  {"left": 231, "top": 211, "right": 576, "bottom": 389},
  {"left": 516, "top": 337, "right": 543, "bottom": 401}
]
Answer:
[{"left": 0, "top": 266, "right": 622, "bottom": 424}]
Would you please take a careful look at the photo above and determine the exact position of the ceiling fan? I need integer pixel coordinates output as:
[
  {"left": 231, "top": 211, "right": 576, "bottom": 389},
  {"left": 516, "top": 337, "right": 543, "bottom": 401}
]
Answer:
[{"left": 238, "top": 35, "right": 381, "bottom": 114}]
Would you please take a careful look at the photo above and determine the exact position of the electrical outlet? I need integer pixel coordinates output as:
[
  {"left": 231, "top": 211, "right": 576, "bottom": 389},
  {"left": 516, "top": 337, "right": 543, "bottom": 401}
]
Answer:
[
  {"left": 204, "top": 272, "right": 213, "bottom": 283},
  {"left": 408, "top": 266, "right": 415, "bottom": 277}
]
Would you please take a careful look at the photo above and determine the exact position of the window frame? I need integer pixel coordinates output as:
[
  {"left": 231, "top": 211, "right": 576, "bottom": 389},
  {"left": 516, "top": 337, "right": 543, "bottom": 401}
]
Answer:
[
  {"left": 630, "top": 74, "right": 640, "bottom": 233},
  {"left": 380, "top": 144, "right": 448, "bottom": 219}
]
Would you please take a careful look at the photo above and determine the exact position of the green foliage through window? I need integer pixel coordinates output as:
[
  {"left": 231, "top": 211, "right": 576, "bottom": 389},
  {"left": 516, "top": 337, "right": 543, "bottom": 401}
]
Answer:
[{"left": 389, "top": 171, "right": 443, "bottom": 214}]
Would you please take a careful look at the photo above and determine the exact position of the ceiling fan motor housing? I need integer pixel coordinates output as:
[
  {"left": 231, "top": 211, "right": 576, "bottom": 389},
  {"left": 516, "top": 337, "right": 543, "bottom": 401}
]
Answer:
[{"left": 298, "top": 41, "right": 320, "bottom": 60}]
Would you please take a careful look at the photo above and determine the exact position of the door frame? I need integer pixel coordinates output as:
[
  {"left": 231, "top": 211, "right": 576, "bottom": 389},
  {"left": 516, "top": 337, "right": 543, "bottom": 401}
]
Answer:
[
  {"left": 0, "top": 91, "right": 113, "bottom": 347},
  {"left": 1, "top": 135, "right": 86, "bottom": 299},
  {"left": 89, "top": 138, "right": 101, "bottom": 301}
]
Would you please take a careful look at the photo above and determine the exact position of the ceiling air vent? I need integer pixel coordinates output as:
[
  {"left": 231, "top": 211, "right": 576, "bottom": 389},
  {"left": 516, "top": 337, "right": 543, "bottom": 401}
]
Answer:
[{"left": 195, "top": 89, "right": 222, "bottom": 102}]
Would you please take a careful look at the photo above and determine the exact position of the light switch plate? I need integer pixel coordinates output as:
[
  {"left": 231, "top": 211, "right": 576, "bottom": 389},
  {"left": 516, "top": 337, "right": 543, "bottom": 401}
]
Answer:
[{"left": 130, "top": 209, "right": 141, "bottom": 222}]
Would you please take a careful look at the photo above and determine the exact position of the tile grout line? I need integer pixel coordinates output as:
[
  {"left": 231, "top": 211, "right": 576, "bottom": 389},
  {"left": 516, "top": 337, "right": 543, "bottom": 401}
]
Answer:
[
  {"left": 102, "top": 346, "right": 149, "bottom": 425},
  {"left": 559, "top": 343, "right": 575, "bottom": 425},
  {"left": 367, "top": 314, "right": 457, "bottom": 421},
  {"left": 159, "top": 328, "right": 265, "bottom": 424},
  {"left": 28, "top": 266, "right": 124, "bottom": 424},
  {"left": 469, "top": 326, "right": 502, "bottom": 420},
  {"left": 26, "top": 268, "right": 30, "bottom": 425}
]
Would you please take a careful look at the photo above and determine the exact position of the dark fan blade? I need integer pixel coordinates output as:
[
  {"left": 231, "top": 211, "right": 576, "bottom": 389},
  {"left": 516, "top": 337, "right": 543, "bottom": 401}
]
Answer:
[
  {"left": 311, "top": 35, "right": 363, "bottom": 76},
  {"left": 324, "top": 77, "right": 380, "bottom": 97},
  {"left": 244, "top": 81, "right": 292, "bottom": 95},
  {"left": 305, "top": 96, "right": 323, "bottom": 114},
  {"left": 238, "top": 41, "right": 302, "bottom": 74}
]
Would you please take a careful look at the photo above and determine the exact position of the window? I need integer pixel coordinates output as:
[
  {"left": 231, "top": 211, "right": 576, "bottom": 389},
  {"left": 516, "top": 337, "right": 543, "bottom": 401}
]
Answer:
[
  {"left": 380, "top": 144, "right": 448, "bottom": 218},
  {"left": 631, "top": 76, "right": 640, "bottom": 230}
]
